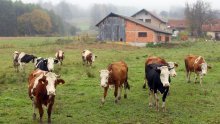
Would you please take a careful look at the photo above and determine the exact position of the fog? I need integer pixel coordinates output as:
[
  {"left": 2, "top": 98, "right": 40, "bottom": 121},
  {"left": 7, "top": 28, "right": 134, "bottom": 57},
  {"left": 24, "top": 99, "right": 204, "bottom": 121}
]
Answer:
[{"left": 18, "top": 0, "right": 220, "bottom": 11}]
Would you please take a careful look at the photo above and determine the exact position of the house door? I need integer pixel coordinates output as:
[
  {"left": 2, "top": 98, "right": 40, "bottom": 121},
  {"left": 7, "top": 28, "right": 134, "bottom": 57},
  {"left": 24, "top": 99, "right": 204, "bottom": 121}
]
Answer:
[{"left": 165, "top": 36, "right": 169, "bottom": 42}]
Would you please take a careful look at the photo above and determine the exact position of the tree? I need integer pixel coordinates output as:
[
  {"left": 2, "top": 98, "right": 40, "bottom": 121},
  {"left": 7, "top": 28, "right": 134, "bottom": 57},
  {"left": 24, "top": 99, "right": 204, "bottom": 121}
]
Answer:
[
  {"left": 0, "top": 0, "right": 16, "bottom": 36},
  {"left": 18, "top": 9, "right": 52, "bottom": 36},
  {"left": 185, "top": 0, "right": 216, "bottom": 37}
]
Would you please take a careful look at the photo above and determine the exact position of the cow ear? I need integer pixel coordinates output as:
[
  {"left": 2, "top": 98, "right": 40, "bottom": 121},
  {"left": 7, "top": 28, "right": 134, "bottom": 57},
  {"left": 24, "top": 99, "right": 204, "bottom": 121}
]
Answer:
[
  {"left": 39, "top": 76, "right": 48, "bottom": 85},
  {"left": 174, "top": 62, "right": 178, "bottom": 67},
  {"left": 54, "top": 59, "right": 59, "bottom": 64},
  {"left": 56, "top": 79, "right": 65, "bottom": 85},
  {"left": 208, "top": 65, "right": 212, "bottom": 69}
]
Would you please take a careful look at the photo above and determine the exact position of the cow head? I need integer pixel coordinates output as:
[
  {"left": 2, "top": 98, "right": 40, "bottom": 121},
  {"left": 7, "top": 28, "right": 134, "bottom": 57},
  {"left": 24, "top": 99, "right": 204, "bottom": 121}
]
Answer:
[
  {"left": 157, "top": 66, "right": 170, "bottom": 87},
  {"left": 167, "top": 62, "right": 178, "bottom": 77},
  {"left": 39, "top": 72, "right": 65, "bottom": 96},
  {"left": 100, "top": 70, "right": 111, "bottom": 88},
  {"left": 200, "top": 63, "right": 208, "bottom": 76},
  {"left": 46, "top": 57, "right": 59, "bottom": 72}
]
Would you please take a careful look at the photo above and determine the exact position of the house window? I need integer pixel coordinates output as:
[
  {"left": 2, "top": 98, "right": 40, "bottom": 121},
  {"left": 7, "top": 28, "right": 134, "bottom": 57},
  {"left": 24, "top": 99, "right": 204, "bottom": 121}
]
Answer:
[
  {"left": 158, "top": 36, "right": 161, "bottom": 41},
  {"left": 145, "top": 19, "right": 151, "bottom": 23},
  {"left": 139, "top": 19, "right": 143, "bottom": 21},
  {"left": 138, "top": 32, "right": 147, "bottom": 37}
]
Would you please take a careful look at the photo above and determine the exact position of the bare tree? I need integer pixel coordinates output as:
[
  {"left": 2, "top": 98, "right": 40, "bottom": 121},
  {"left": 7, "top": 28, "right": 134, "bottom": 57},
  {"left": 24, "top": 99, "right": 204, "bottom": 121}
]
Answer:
[{"left": 185, "top": 0, "right": 216, "bottom": 37}]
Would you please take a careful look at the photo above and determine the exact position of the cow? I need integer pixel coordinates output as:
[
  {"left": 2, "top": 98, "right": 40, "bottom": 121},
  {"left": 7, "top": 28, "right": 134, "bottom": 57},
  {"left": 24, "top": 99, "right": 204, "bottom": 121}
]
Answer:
[
  {"left": 55, "top": 50, "right": 64, "bottom": 65},
  {"left": 146, "top": 64, "right": 170, "bottom": 111},
  {"left": 99, "top": 61, "right": 130, "bottom": 105},
  {"left": 14, "top": 51, "right": 37, "bottom": 72},
  {"left": 184, "top": 55, "right": 211, "bottom": 87},
  {"left": 28, "top": 69, "right": 65, "bottom": 123},
  {"left": 35, "top": 57, "right": 59, "bottom": 72},
  {"left": 143, "top": 56, "right": 178, "bottom": 89},
  {"left": 82, "top": 49, "right": 97, "bottom": 66}
]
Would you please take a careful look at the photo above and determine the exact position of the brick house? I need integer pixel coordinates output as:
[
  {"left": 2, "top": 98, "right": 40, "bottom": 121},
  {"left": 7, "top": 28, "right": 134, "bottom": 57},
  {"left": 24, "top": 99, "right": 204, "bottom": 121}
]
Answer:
[
  {"left": 202, "top": 19, "right": 220, "bottom": 40},
  {"left": 131, "top": 9, "right": 168, "bottom": 31},
  {"left": 96, "top": 11, "right": 171, "bottom": 44}
]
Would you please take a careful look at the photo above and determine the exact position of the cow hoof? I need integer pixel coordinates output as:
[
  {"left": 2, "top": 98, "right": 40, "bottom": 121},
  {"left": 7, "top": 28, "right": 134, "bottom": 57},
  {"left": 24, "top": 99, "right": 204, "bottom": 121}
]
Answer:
[
  {"left": 118, "top": 96, "right": 121, "bottom": 100},
  {"left": 115, "top": 100, "right": 118, "bottom": 104},
  {"left": 48, "top": 119, "right": 51, "bottom": 124},
  {"left": 124, "top": 94, "right": 127, "bottom": 99},
  {"left": 162, "top": 107, "right": 166, "bottom": 112},
  {"left": 101, "top": 101, "right": 105, "bottom": 105},
  {"left": 32, "top": 113, "right": 36, "bottom": 120},
  {"left": 148, "top": 103, "right": 153, "bottom": 107},
  {"left": 39, "top": 120, "right": 43, "bottom": 124}
]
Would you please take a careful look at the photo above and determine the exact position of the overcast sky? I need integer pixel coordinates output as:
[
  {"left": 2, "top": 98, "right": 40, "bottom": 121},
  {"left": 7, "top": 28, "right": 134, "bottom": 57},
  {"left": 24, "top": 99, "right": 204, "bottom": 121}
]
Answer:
[{"left": 18, "top": 0, "right": 219, "bottom": 11}]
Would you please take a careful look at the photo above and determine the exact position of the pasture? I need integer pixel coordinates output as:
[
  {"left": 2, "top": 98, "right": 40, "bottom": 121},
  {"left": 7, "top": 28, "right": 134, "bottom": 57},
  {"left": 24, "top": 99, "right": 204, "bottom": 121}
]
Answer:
[{"left": 0, "top": 37, "right": 220, "bottom": 124}]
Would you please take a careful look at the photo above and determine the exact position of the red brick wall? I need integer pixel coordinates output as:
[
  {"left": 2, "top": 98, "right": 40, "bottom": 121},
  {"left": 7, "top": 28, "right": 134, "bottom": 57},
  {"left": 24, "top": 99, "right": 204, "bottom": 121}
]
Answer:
[{"left": 125, "top": 20, "right": 155, "bottom": 43}]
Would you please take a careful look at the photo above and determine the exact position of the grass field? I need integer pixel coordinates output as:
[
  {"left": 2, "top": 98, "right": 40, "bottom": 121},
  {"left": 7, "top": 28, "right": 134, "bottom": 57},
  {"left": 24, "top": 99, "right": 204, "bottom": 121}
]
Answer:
[{"left": 0, "top": 37, "right": 220, "bottom": 124}]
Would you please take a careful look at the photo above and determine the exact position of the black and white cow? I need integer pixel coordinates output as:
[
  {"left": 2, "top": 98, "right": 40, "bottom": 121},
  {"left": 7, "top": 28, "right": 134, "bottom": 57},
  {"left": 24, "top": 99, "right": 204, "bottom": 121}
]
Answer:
[
  {"left": 145, "top": 64, "right": 171, "bottom": 112},
  {"left": 14, "top": 51, "right": 37, "bottom": 72},
  {"left": 35, "top": 57, "right": 59, "bottom": 72}
]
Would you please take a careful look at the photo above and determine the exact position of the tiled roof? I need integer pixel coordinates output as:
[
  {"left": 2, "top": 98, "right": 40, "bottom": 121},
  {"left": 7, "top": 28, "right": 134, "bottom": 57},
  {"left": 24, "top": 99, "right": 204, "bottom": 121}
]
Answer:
[
  {"left": 131, "top": 9, "right": 167, "bottom": 23},
  {"left": 167, "top": 20, "right": 188, "bottom": 29},
  {"left": 96, "top": 13, "right": 171, "bottom": 34}
]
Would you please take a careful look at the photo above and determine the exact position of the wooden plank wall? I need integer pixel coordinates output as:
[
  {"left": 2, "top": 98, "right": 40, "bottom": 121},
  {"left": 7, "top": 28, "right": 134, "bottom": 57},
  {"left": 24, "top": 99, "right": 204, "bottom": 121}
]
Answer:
[{"left": 98, "top": 16, "right": 125, "bottom": 41}]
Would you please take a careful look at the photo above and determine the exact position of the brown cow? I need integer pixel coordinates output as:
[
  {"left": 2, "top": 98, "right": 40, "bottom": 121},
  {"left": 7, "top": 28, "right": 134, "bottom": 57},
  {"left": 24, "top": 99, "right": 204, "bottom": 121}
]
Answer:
[
  {"left": 184, "top": 55, "right": 211, "bottom": 86},
  {"left": 55, "top": 50, "right": 64, "bottom": 65},
  {"left": 143, "top": 56, "right": 178, "bottom": 88},
  {"left": 28, "top": 69, "right": 65, "bottom": 123},
  {"left": 82, "top": 49, "right": 97, "bottom": 66},
  {"left": 99, "top": 61, "right": 130, "bottom": 105}
]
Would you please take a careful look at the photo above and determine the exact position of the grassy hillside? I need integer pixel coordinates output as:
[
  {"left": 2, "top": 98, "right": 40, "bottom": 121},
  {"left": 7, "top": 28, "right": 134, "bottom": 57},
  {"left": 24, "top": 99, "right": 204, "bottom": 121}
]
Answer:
[{"left": 0, "top": 37, "right": 220, "bottom": 124}]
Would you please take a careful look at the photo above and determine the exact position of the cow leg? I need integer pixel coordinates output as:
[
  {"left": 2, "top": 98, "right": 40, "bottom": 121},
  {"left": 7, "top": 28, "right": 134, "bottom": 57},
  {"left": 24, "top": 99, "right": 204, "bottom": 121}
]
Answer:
[
  {"left": 186, "top": 71, "right": 190, "bottom": 83},
  {"left": 38, "top": 105, "right": 44, "bottom": 123},
  {"left": 19, "top": 62, "right": 23, "bottom": 72},
  {"left": 114, "top": 84, "right": 119, "bottom": 103},
  {"left": 32, "top": 98, "right": 36, "bottom": 120},
  {"left": 124, "top": 84, "right": 127, "bottom": 99},
  {"left": 101, "top": 87, "right": 108, "bottom": 105},
  {"left": 199, "top": 74, "right": 203, "bottom": 87},
  {"left": 154, "top": 92, "right": 159, "bottom": 111},
  {"left": 194, "top": 73, "right": 198, "bottom": 84},
  {"left": 148, "top": 90, "right": 154, "bottom": 107},
  {"left": 162, "top": 88, "right": 169, "bottom": 112},
  {"left": 117, "top": 86, "right": 122, "bottom": 101},
  {"left": 47, "top": 103, "right": 54, "bottom": 124}
]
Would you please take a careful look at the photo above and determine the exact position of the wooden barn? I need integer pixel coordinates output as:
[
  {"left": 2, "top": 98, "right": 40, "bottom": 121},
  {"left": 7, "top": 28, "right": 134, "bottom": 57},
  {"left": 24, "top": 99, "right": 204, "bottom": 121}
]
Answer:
[{"left": 96, "top": 12, "right": 172, "bottom": 44}]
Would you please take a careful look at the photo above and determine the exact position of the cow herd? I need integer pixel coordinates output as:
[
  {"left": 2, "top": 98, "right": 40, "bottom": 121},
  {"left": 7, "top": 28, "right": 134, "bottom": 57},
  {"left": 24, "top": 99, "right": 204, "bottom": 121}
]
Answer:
[{"left": 12, "top": 49, "right": 211, "bottom": 123}]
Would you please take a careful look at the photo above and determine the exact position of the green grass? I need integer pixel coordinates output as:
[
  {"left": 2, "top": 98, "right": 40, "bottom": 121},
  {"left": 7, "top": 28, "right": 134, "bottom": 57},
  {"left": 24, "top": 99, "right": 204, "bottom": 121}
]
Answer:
[{"left": 0, "top": 38, "right": 220, "bottom": 124}]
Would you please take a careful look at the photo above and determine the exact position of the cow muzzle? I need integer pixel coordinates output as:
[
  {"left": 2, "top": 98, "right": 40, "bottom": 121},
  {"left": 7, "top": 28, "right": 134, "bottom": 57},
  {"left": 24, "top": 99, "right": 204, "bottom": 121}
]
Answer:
[
  {"left": 48, "top": 91, "right": 56, "bottom": 96},
  {"left": 163, "top": 83, "right": 170, "bottom": 87},
  {"left": 100, "top": 84, "right": 107, "bottom": 88}
]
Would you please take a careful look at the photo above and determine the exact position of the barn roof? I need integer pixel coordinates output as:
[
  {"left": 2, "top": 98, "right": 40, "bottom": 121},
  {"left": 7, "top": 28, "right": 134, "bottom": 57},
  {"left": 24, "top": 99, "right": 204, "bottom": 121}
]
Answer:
[
  {"left": 131, "top": 9, "right": 167, "bottom": 23},
  {"left": 96, "top": 13, "right": 171, "bottom": 35}
]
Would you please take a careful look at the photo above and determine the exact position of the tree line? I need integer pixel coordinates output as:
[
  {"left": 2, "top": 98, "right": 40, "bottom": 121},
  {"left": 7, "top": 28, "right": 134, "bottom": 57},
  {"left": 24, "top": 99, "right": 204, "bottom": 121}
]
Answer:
[{"left": 0, "top": 0, "right": 79, "bottom": 36}]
